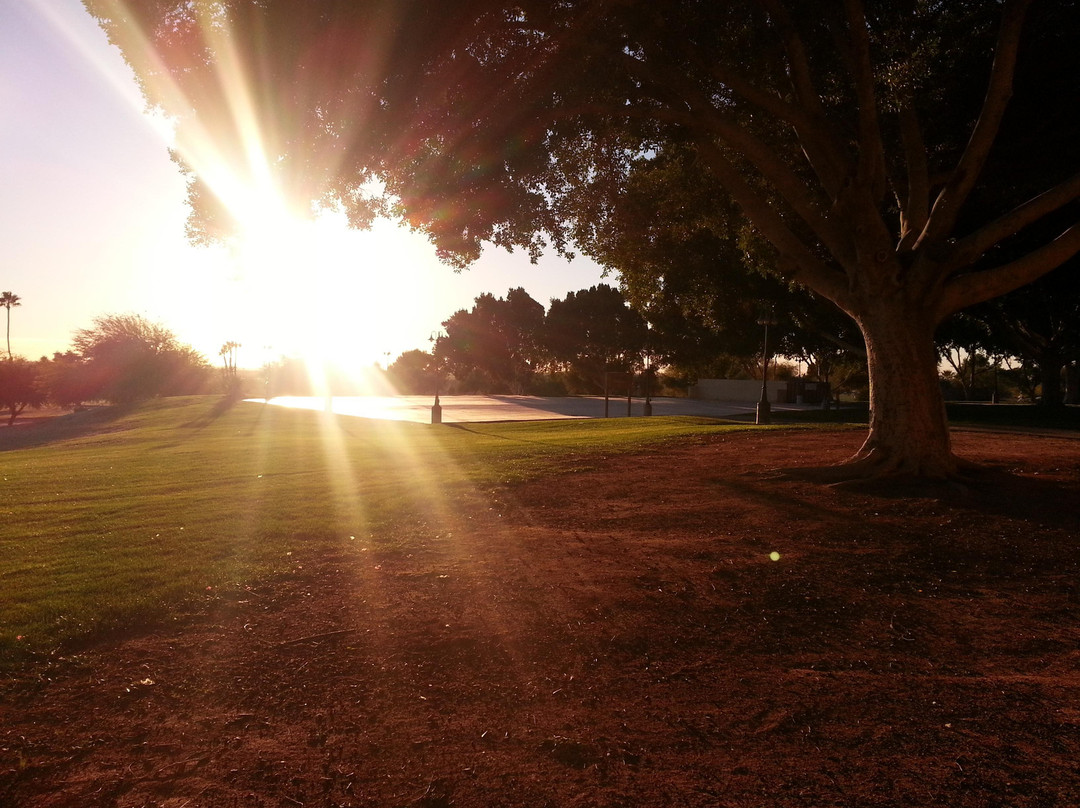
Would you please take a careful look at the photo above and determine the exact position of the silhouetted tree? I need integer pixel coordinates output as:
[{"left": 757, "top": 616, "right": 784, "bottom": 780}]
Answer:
[
  {"left": 545, "top": 285, "right": 649, "bottom": 393},
  {"left": 437, "top": 288, "right": 545, "bottom": 393},
  {"left": 386, "top": 350, "right": 437, "bottom": 395},
  {"left": 0, "top": 357, "right": 44, "bottom": 425},
  {"left": 947, "top": 257, "right": 1080, "bottom": 407},
  {"left": 1, "top": 292, "right": 20, "bottom": 361},
  {"left": 219, "top": 342, "right": 241, "bottom": 376},
  {"left": 38, "top": 351, "right": 97, "bottom": 410},
  {"left": 72, "top": 314, "right": 211, "bottom": 403},
  {"left": 219, "top": 341, "right": 244, "bottom": 398}
]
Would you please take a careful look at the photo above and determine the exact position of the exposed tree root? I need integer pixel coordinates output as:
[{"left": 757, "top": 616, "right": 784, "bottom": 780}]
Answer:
[{"left": 782, "top": 446, "right": 982, "bottom": 495}]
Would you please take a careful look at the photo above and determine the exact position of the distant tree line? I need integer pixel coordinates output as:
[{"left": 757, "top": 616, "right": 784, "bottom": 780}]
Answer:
[
  {"left": 384, "top": 274, "right": 1079, "bottom": 407},
  {"left": 384, "top": 283, "right": 862, "bottom": 399},
  {"left": 1, "top": 261, "right": 1075, "bottom": 428},
  {"left": 937, "top": 257, "right": 1080, "bottom": 406},
  {"left": 0, "top": 313, "right": 213, "bottom": 425}
]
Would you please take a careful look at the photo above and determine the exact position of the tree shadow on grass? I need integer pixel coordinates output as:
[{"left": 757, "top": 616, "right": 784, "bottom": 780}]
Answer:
[
  {"left": 445, "top": 422, "right": 565, "bottom": 447},
  {"left": 180, "top": 394, "right": 248, "bottom": 430},
  {"left": 0, "top": 405, "right": 132, "bottom": 452}
]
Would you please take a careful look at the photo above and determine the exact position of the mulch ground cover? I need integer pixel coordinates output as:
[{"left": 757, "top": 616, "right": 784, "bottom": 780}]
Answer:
[{"left": 2, "top": 427, "right": 1079, "bottom": 807}]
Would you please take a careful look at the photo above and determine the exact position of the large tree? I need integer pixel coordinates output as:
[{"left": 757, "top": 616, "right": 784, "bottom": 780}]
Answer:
[
  {"left": 545, "top": 284, "right": 649, "bottom": 392},
  {"left": 438, "top": 288, "right": 546, "bottom": 393},
  {"left": 87, "top": 0, "right": 1080, "bottom": 477},
  {"left": 0, "top": 358, "right": 45, "bottom": 425},
  {"left": 72, "top": 314, "right": 210, "bottom": 403}
]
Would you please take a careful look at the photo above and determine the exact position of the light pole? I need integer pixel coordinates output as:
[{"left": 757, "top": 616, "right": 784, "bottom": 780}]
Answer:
[
  {"left": 756, "top": 310, "right": 778, "bottom": 425},
  {"left": 429, "top": 331, "right": 444, "bottom": 424},
  {"left": 642, "top": 324, "right": 653, "bottom": 417},
  {"left": 643, "top": 352, "right": 653, "bottom": 416},
  {"left": 262, "top": 344, "right": 274, "bottom": 402}
]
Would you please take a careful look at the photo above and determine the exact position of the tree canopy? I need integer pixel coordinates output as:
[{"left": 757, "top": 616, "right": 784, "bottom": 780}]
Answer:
[
  {"left": 438, "top": 288, "right": 545, "bottom": 393},
  {"left": 0, "top": 358, "right": 45, "bottom": 425},
  {"left": 87, "top": 0, "right": 1080, "bottom": 478},
  {"left": 72, "top": 314, "right": 211, "bottom": 403},
  {"left": 544, "top": 284, "right": 650, "bottom": 392}
]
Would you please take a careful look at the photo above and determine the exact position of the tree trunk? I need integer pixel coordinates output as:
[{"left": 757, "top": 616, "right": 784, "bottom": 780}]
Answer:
[{"left": 847, "top": 300, "right": 957, "bottom": 479}]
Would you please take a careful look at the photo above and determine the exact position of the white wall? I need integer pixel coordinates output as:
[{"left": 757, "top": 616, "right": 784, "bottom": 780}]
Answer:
[{"left": 688, "top": 379, "right": 787, "bottom": 402}]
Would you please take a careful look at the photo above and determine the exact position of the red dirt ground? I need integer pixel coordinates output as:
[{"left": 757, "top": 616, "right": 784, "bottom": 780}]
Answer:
[{"left": 2, "top": 427, "right": 1079, "bottom": 807}]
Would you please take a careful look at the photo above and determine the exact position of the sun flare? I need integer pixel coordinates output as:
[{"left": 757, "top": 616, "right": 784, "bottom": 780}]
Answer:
[
  {"left": 231, "top": 205, "right": 410, "bottom": 377},
  {"left": 80, "top": 0, "right": 469, "bottom": 382}
]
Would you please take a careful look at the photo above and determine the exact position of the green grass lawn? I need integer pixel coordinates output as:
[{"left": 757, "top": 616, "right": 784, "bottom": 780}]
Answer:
[{"left": 1, "top": 397, "right": 777, "bottom": 667}]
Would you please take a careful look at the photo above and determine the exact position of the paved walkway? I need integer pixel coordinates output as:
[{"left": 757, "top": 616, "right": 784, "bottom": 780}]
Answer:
[{"left": 254, "top": 395, "right": 820, "bottom": 424}]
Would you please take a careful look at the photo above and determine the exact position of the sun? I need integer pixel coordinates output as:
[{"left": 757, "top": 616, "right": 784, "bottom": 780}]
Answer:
[
  {"left": 230, "top": 205, "right": 407, "bottom": 375},
  {"left": 87, "top": 2, "right": 443, "bottom": 382}
]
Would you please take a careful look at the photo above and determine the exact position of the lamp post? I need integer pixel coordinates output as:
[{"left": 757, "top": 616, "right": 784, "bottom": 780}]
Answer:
[
  {"left": 756, "top": 310, "right": 778, "bottom": 425},
  {"left": 642, "top": 324, "right": 653, "bottom": 417},
  {"left": 643, "top": 352, "right": 653, "bottom": 416},
  {"left": 429, "top": 331, "right": 444, "bottom": 424},
  {"left": 262, "top": 344, "right": 275, "bottom": 402}
]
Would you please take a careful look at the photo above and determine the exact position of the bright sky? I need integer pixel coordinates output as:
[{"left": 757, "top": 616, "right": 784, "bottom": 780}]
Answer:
[{"left": 0, "top": 0, "right": 610, "bottom": 371}]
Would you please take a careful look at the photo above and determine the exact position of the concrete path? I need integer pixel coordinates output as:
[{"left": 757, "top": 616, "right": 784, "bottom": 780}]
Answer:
[{"left": 254, "top": 395, "right": 820, "bottom": 424}]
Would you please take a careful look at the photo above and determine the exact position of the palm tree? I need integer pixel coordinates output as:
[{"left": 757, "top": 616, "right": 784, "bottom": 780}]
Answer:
[
  {"left": 219, "top": 341, "right": 241, "bottom": 376},
  {"left": 0, "top": 292, "right": 20, "bottom": 360}
]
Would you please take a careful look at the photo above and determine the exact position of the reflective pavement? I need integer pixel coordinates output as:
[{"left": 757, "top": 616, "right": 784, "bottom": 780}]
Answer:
[{"left": 251, "top": 395, "right": 819, "bottom": 424}]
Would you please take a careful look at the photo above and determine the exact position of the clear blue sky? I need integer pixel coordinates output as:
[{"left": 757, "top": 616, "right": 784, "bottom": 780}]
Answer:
[{"left": 0, "top": 0, "right": 610, "bottom": 369}]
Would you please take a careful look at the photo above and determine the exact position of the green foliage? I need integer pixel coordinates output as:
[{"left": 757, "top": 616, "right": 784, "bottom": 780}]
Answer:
[
  {"left": 0, "top": 357, "right": 45, "bottom": 424},
  {"left": 386, "top": 349, "right": 437, "bottom": 395},
  {"left": 544, "top": 284, "right": 649, "bottom": 392},
  {"left": 1, "top": 291, "right": 20, "bottom": 360},
  {"left": 71, "top": 314, "right": 211, "bottom": 403},
  {"left": 437, "top": 288, "right": 545, "bottom": 393},
  {"left": 0, "top": 397, "right": 764, "bottom": 665}
]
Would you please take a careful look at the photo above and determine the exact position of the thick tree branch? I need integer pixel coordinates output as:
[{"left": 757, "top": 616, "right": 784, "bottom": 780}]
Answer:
[
  {"left": 896, "top": 103, "right": 930, "bottom": 251},
  {"left": 692, "top": 109, "right": 853, "bottom": 267},
  {"left": 624, "top": 55, "right": 853, "bottom": 269},
  {"left": 691, "top": 59, "right": 848, "bottom": 199},
  {"left": 936, "top": 222, "right": 1080, "bottom": 320},
  {"left": 812, "top": 328, "right": 867, "bottom": 359},
  {"left": 755, "top": 0, "right": 829, "bottom": 121},
  {"left": 945, "top": 171, "right": 1080, "bottom": 271},
  {"left": 917, "top": 0, "right": 1032, "bottom": 249},
  {"left": 692, "top": 139, "right": 850, "bottom": 306},
  {"left": 843, "top": 0, "right": 887, "bottom": 202},
  {"left": 733, "top": 0, "right": 854, "bottom": 198}
]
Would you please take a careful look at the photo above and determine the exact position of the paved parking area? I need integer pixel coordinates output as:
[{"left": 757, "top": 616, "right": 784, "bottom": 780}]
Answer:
[{"left": 254, "top": 395, "right": 819, "bottom": 424}]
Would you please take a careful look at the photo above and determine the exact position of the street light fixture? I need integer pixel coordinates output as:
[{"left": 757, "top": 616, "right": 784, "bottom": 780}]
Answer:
[{"left": 756, "top": 309, "right": 778, "bottom": 425}]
